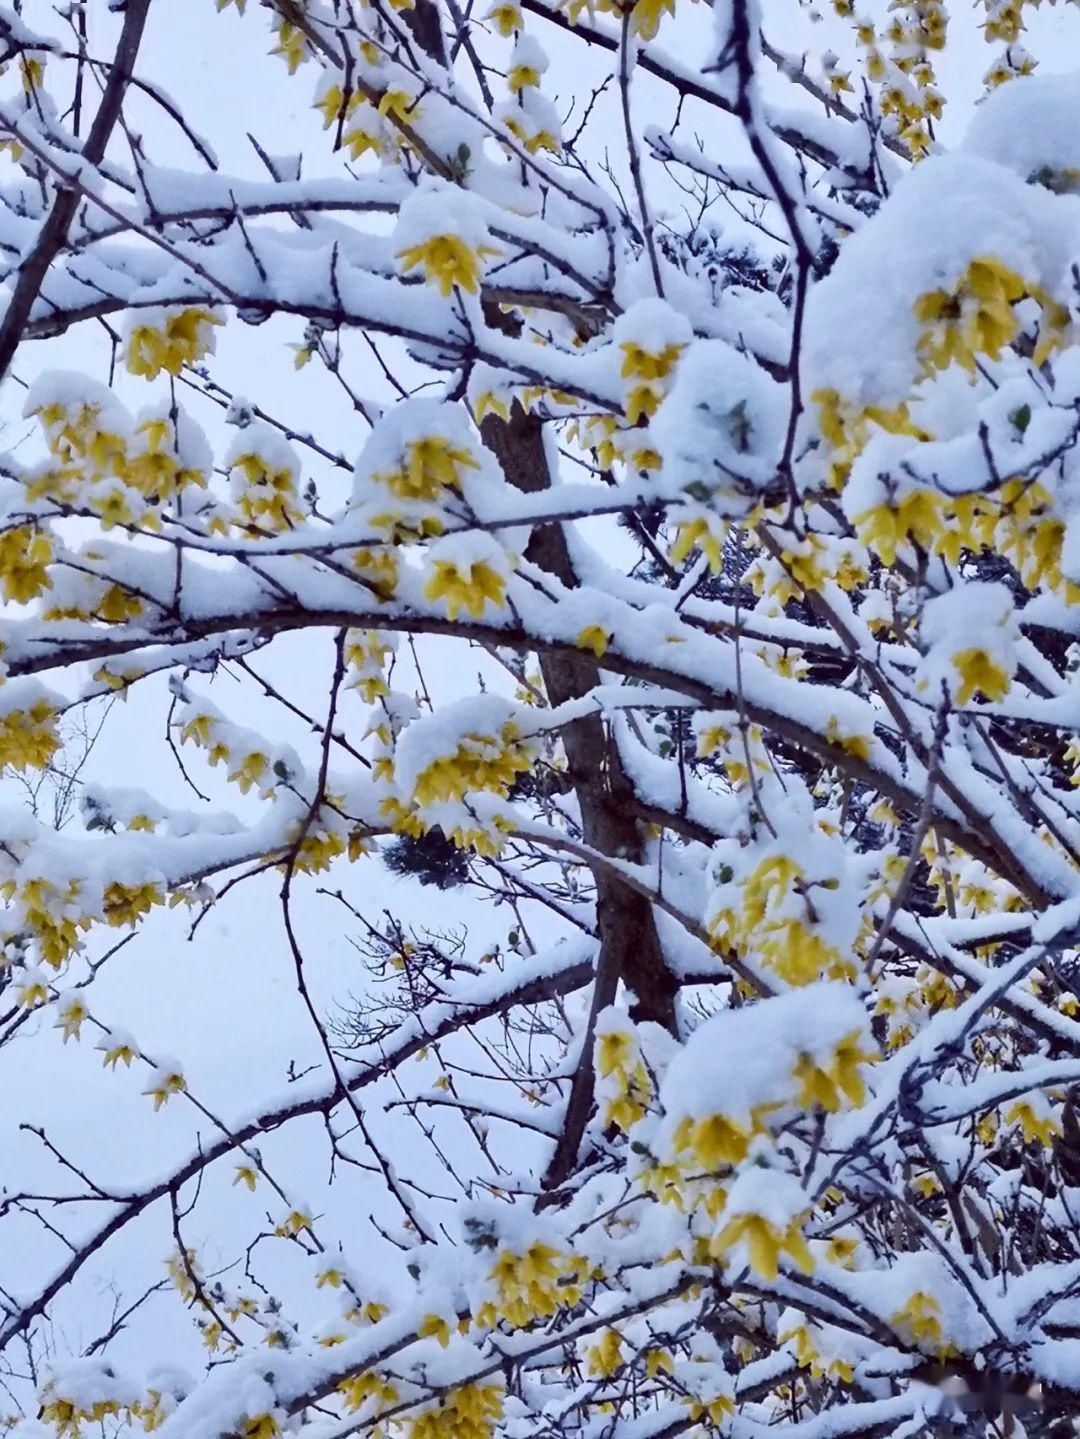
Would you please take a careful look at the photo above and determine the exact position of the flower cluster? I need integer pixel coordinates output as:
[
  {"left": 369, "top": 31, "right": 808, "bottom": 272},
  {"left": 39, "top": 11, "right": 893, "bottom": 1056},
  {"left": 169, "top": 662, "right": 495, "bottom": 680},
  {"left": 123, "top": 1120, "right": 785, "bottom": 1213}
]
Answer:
[
  {"left": 124, "top": 308, "right": 221, "bottom": 380},
  {"left": 477, "top": 1243, "right": 587, "bottom": 1328}
]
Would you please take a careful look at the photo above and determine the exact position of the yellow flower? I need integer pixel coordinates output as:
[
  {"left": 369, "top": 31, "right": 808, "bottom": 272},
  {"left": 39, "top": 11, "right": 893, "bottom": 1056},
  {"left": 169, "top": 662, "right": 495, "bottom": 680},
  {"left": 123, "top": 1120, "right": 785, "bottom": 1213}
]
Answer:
[
  {"left": 793, "top": 1054, "right": 843, "bottom": 1112},
  {"left": 0, "top": 701, "right": 61, "bottom": 772},
  {"left": 758, "top": 917, "right": 841, "bottom": 987},
  {"left": 93, "top": 666, "right": 143, "bottom": 697},
  {"left": 900, "top": 120, "right": 931, "bottom": 160},
  {"left": 376, "top": 436, "right": 479, "bottom": 500},
  {"left": 352, "top": 546, "right": 399, "bottom": 597},
  {"left": 291, "top": 826, "right": 347, "bottom": 875},
  {"left": 100, "top": 1037, "right": 136, "bottom": 1070},
  {"left": 409, "top": 1384, "right": 502, "bottom": 1439},
  {"left": 577, "top": 625, "right": 612, "bottom": 658},
  {"left": 26, "top": 904, "right": 86, "bottom": 970},
  {"left": 418, "top": 1313, "right": 452, "bottom": 1347},
  {"left": 826, "top": 1234, "right": 859, "bottom": 1267},
  {"left": 0, "top": 526, "right": 52, "bottom": 603},
  {"left": 952, "top": 647, "right": 1010, "bottom": 706},
  {"left": 98, "top": 584, "right": 144, "bottom": 623},
  {"left": 17, "top": 970, "right": 49, "bottom": 1008},
  {"left": 983, "top": 2, "right": 1021, "bottom": 42},
  {"left": 1032, "top": 293, "right": 1070, "bottom": 366},
  {"left": 674, "top": 1112, "right": 751, "bottom": 1169},
  {"left": 339, "top": 1372, "right": 399, "bottom": 1413},
  {"left": 231, "top": 452, "right": 302, "bottom": 532},
  {"left": 243, "top": 1416, "right": 279, "bottom": 1439},
  {"left": 644, "top": 1348, "right": 674, "bottom": 1378},
  {"left": 629, "top": 443, "right": 662, "bottom": 470},
  {"left": 91, "top": 487, "right": 138, "bottom": 531},
  {"left": 313, "top": 83, "right": 348, "bottom": 129},
  {"left": 486, "top": 0, "right": 522, "bottom": 32},
  {"left": 813, "top": 389, "right": 930, "bottom": 489},
  {"left": 507, "top": 63, "right": 543, "bottom": 90},
  {"left": 19, "top": 53, "right": 45, "bottom": 92},
  {"left": 233, "top": 1165, "right": 258, "bottom": 1191},
  {"left": 380, "top": 794, "right": 426, "bottom": 838},
  {"left": 891, "top": 1291, "right": 947, "bottom": 1350},
  {"left": 413, "top": 724, "right": 530, "bottom": 805},
  {"left": 686, "top": 1395, "right": 735, "bottom": 1426},
  {"left": 854, "top": 488, "right": 944, "bottom": 565},
  {"left": 275, "top": 1207, "right": 313, "bottom": 1237},
  {"left": 637, "top": 1159, "right": 684, "bottom": 1207},
  {"left": 714, "top": 1211, "right": 814, "bottom": 1281},
  {"left": 597, "top": 1031, "right": 635, "bottom": 1078},
  {"left": 596, "top": 1026, "right": 652, "bottom": 1131},
  {"left": 228, "top": 752, "right": 268, "bottom": 794},
  {"left": 368, "top": 510, "right": 445, "bottom": 542},
  {"left": 180, "top": 713, "right": 215, "bottom": 748},
  {"left": 671, "top": 516, "right": 727, "bottom": 572},
  {"left": 629, "top": 0, "right": 675, "bottom": 39},
  {"left": 825, "top": 715, "right": 872, "bottom": 763},
  {"left": 126, "top": 308, "right": 221, "bottom": 379},
  {"left": 778, "top": 1315, "right": 819, "bottom": 1368},
  {"left": 484, "top": 1243, "right": 585, "bottom": 1327},
  {"left": 605, "top": 1090, "right": 649, "bottom": 1132},
  {"left": 166, "top": 1248, "right": 199, "bottom": 1301},
  {"left": 829, "top": 1031, "right": 877, "bottom": 1104},
  {"left": 344, "top": 123, "right": 382, "bottom": 160},
  {"left": 54, "top": 997, "right": 88, "bottom": 1042},
  {"left": 914, "top": 257, "right": 1026, "bottom": 374},
  {"left": 619, "top": 338, "right": 683, "bottom": 381},
  {"left": 1005, "top": 1098, "right": 1062, "bottom": 1147},
  {"left": 378, "top": 88, "right": 418, "bottom": 123},
  {"left": 397, "top": 235, "right": 500, "bottom": 297},
  {"left": 102, "top": 882, "right": 164, "bottom": 928},
  {"left": 871, "top": 31, "right": 906, "bottom": 76},
  {"left": 793, "top": 1034, "right": 875, "bottom": 1112},
  {"left": 424, "top": 557, "right": 507, "bottom": 619},
  {"left": 625, "top": 384, "right": 661, "bottom": 425},
  {"left": 144, "top": 1069, "right": 186, "bottom": 1111},
  {"left": 271, "top": 19, "right": 309, "bottom": 72},
  {"left": 473, "top": 388, "right": 511, "bottom": 423},
  {"left": 587, "top": 1328, "right": 623, "bottom": 1377},
  {"left": 40, "top": 1399, "right": 79, "bottom": 1436}
]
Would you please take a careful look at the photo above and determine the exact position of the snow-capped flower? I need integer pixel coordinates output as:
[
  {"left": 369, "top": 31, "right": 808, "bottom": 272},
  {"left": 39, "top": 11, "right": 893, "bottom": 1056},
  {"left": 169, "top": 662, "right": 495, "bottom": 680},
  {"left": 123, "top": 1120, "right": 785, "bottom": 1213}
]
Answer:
[
  {"left": 422, "top": 534, "right": 512, "bottom": 619},
  {"left": 143, "top": 1064, "right": 186, "bottom": 1111},
  {"left": 394, "top": 187, "right": 501, "bottom": 297},
  {"left": 714, "top": 1170, "right": 814, "bottom": 1281},
  {"left": 506, "top": 33, "right": 547, "bottom": 91},
  {"left": 53, "top": 994, "right": 88, "bottom": 1043},
  {"left": 920, "top": 581, "right": 1018, "bottom": 707},
  {"left": 124, "top": 308, "right": 221, "bottom": 380}
]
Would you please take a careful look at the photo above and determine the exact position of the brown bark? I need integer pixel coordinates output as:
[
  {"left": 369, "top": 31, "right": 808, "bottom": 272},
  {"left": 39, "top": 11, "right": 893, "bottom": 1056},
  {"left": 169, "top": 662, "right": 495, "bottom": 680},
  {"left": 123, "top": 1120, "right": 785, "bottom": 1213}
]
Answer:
[
  {"left": 480, "top": 401, "right": 678, "bottom": 1193},
  {"left": 0, "top": 0, "right": 153, "bottom": 381}
]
